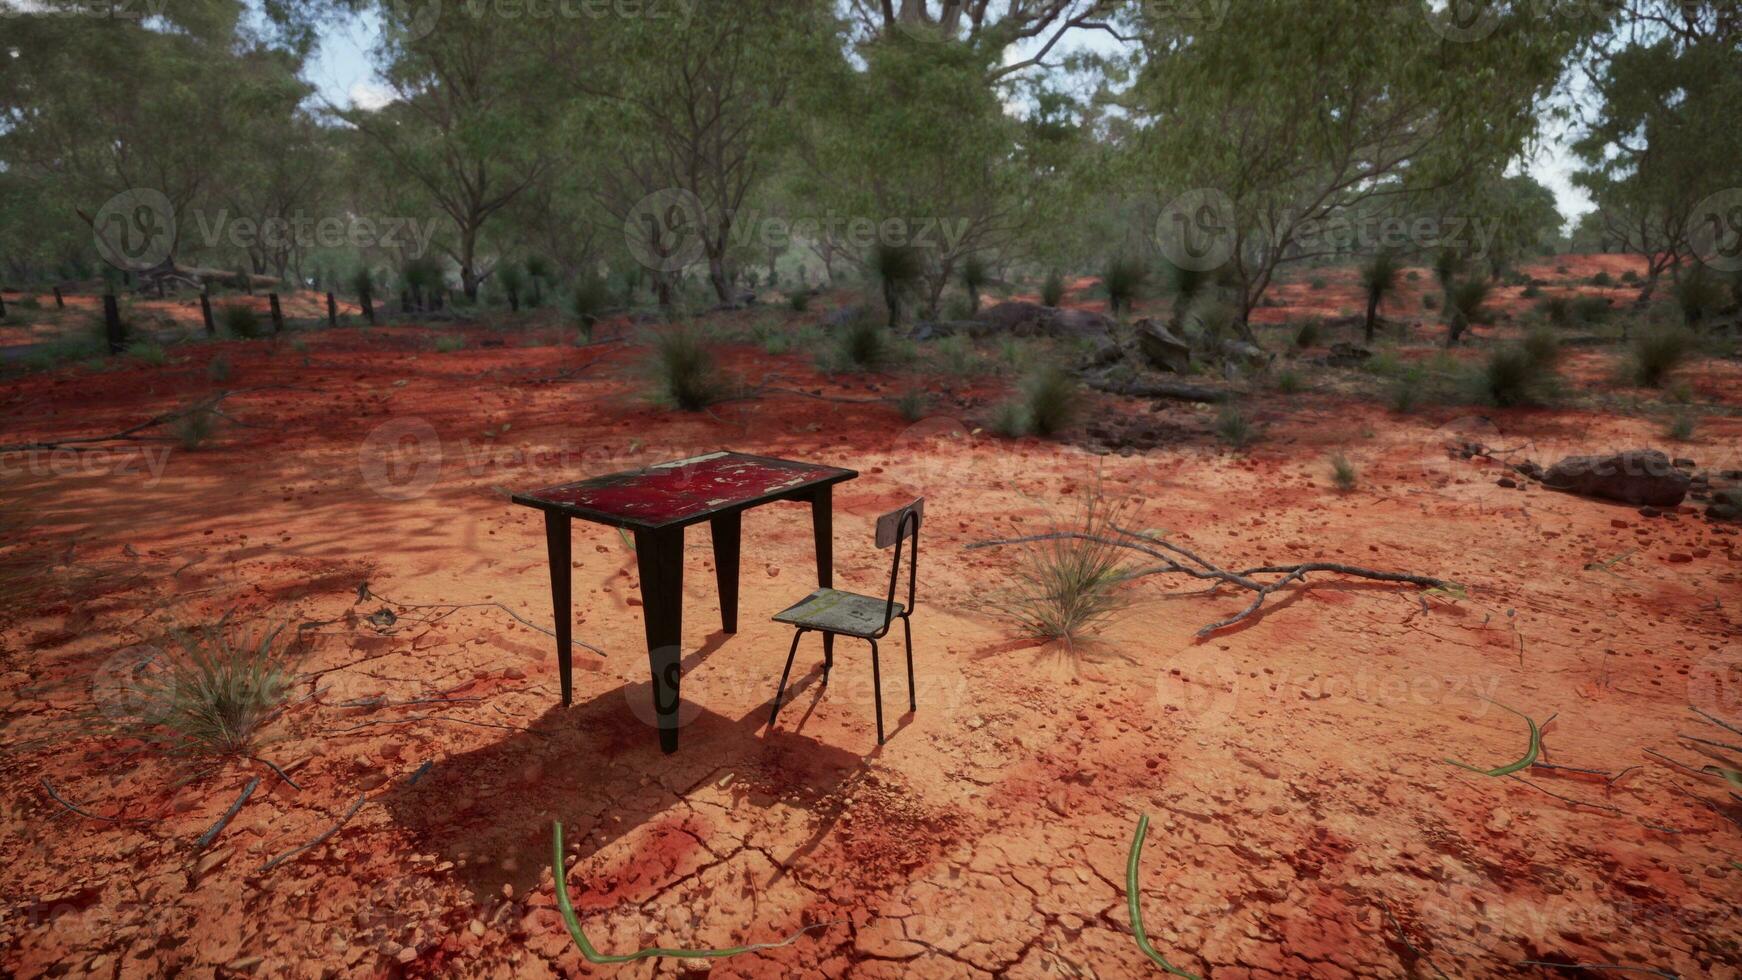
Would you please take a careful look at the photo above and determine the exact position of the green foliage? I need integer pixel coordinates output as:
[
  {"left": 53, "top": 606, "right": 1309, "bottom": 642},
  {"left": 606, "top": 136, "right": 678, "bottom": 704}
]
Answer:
[
  {"left": 1520, "top": 325, "right": 1561, "bottom": 370},
  {"left": 961, "top": 254, "right": 990, "bottom": 312},
  {"left": 1309, "top": 277, "right": 1327, "bottom": 291},
  {"left": 1292, "top": 320, "right": 1319, "bottom": 349},
  {"left": 434, "top": 335, "right": 466, "bottom": 353},
  {"left": 206, "top": 355, "right": 232, "bottom": 383},
  {"left": 932, "top": 333, "right": 985, "bottom": 376},
  {"left": 1275, "top": 369, "right": 1303, "bottom": 393},
  {"left": 895, "top": 389, "right": 928, "bottom": 422},
  {"left": 1214, "top": 404, "right": 1257, "bottom": 449},
  {"left": 1674, "top": 265, "right": 1727, "bottom": 327},
  {"left": 1664, "top": 409, "right": 1696, "bottom": 441},
  {"left": 100, "top": 618, "right": 293, "bottom": 758},
  {"left": 1628, "top": 327, "right": 1695, "bottom": 387},
  {"left": 829, "top": 312, "right": 898, "bottom": 371},
  {"left": 869, "top": 244, "right": 924, "bottom": 327},
  {"left": 220, "top": 303, "right": 263, "bottom": 339},
  {"left": 128, "top": 341, "right": 167, "bottom": 365},
  {"left": 1388, "top": 366, "right": 1427, "bottom": 413},
  {"left": 1329, "top": 453, "right": 1357, "bottom": 491},
  {"left": 1041, "top": 271, "right": 1065, "bottom": 307},
  {"left": 1103, "top": 256, "right": 1146, "bottom": 315},
  {"left": 1590, "top": 270, "right": 1614, "bottom": 287},
  {"left": 172, "top": 404, "right": 217, "bottom": 449},
  {"left": 1018, "top": 364, "right": 1081, "bottom": 437},
  {"left": 991, "top": 492, "right": 1134, "bottom": 647},
  {"left": 570, "top": 274, "right": 611, "bottom": 340},
  {"left": 647, "top": 325, "right": 728, "bottom": 410},
  {"left": 787, "top": 289, "right": 811, "bottom": 312},
  {"left": 1469, "top": 344, "right": 1557, "bottom": 407}
]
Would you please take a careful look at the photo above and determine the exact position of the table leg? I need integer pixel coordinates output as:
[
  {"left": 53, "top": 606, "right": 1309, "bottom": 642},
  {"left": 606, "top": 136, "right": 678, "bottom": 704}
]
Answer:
[
  {"left": 543, "top": 512, "right": 572, "bottom": 706},
  {"left": 811, "top": 485, "right": 834, "bottom": 675},
  {"left": 634, "top": 527, "right": 684, "bottom": 754},
  {"left": 710, "top": 510, "right": 741, "bottom": 634}
]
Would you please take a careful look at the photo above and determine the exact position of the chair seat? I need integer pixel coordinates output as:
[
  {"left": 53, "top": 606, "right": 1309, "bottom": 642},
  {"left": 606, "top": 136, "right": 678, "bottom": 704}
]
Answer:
[{"left": 772, "top": 588, "right": 902, "bottom": 638}]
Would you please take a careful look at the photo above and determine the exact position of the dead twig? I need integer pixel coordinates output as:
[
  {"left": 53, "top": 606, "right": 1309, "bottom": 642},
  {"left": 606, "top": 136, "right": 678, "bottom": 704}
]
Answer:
[
  {"left": 254, "top": 795, "right": 366, "bottom": 875},
  {"left": 192, "top": 777, "right": 258, "bottom": 853},
  {"left": 250, "top": 755, "right": 303, "bottom": 790},
  {"left": 965, "top": 526, "right": 1452, "bottom": 636},
  {"left": 39, "top": 777, "right": 152, "bottom": 824},
  {"left": 0, "top": 386, "right": 304, "bottom": 453},
  {"left": 1377, "top": 899, "right": 1451, "bottom": 980}
]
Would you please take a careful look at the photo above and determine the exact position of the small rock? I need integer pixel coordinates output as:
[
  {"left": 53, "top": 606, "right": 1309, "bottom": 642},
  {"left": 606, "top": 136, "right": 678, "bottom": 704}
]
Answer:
[
  {"left": 1666, "top": 553, "right": 1693, "bottom": 564},
  {"left": 1497, "top": 477, "right": 1517, "bottom": 489},
  {"left": 1639, "top": 506, "right": 1661, "bottom": 518}
]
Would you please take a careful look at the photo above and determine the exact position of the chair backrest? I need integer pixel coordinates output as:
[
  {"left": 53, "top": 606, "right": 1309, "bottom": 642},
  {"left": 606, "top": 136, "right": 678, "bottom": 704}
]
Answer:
[{"left": 876, "top": 498, "right": 923, "bottom": 620}]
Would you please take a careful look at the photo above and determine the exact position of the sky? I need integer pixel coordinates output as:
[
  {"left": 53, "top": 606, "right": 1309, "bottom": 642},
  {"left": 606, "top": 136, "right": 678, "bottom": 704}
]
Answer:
[{"left": 303, "top": 14, "right": 1594, "bottom": 228}]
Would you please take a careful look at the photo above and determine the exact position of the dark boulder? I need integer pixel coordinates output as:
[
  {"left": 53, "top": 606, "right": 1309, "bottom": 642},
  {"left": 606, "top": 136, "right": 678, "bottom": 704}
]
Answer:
[
  {"left": 1541, "top": 449, "right": 1690, "bottom": 507},
  {"left": 1134, "top": 319, "right": 1193, "bottom": 374}
]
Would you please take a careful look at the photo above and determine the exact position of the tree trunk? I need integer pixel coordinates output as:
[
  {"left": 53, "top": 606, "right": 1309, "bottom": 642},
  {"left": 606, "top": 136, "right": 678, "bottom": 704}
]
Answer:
[
  {"left": 1364, "top": 291, "right": 1380, "bottom": 345},
  {"left": 708, "top": 254, "right": 732, "bottom": 303}
]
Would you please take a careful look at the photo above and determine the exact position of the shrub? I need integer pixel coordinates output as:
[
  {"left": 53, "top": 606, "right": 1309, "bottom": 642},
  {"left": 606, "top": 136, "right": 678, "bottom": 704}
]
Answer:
[
  {"left": 1621, "top": 269, "right": 1639, "bottom": 283},
  {"left": 870, "top": 243, "right": 924, "bottom": 327},
  {"left": 128, "top": 341, "right": 167, "bottom": 365},
  {"left": 1041, "top": 270, "right": 1065, "bottom": 307},
  {"left": 1521, "top": 284, "right": 1542, "bottom": 299},
  {"left": 1674, "top": 265, "right": 1727, "bottom": 327},
  {"left": 1572, "top": 295, "right": 1612, "bottom": 324},
  {"left": 1388, "top": 367, "right": 1425, "bottom": 413},
  {"left": 1309, "top": 277, "right": 1327, "bottom": 290},
  {"left": 1275, "top": 369, "right": 1303, "bottom": 393},
  {"left": 100, "top": 618, "right": 293, "bottom": 757},
  {"left": 1520, "top": 324, "right": 1561, "bottom": 369},
  {"left": 1292, "top": 319, "right": 1320, "bottom": 349},
  {"left": 1590, "top": 270, "right": 1614, "bottom": 287},
  {"left": 206, "top": 355, "right": 232, "bottom": 383},
  {"left": 1665, "top": 410, "right": 1696, "bottom": 441},
  {"left": 961, "top": 254, "right": 990, "bottom": 314},
  {"left": 434, "top": 335, "right": 466, "bottom": 353},
  {"left": 570, "top": 274, "right": 611, "bottom": 341},
  {"left": 934, "top": 333, "right": 983, "bottom": 376},
  {"left": 1103, "top": 255, "right": 1146, "bottom": 315},
  {"left": 220, "top": 303, "right": 263, "bottom": 339},
  {"left": 990, "top": 492, "right": 1134, "bottom": 648},
  {"left": 648, "top": 325, "right": 728, "bottom": 410},
  {"left": 1329, "top": 452, "right": 1357, "bottom": 491},
  {"left": 1018, "top": 364, "right": 1080, "bottom": 437},
  {"left": 1540, "top": 295, "right": 1572, "bottom": 325},
  {"left": 1471, "top": 344, "right": 1556, "bottom": 407},
  {"left": 1423, "top": 293, "right": 1439, "bottom": 311},
  {"left": 497, "top": 263, "right": 527, "bottom": 311},
  {"left": 1406, "top": 270, "right": 1422, "bottom": 282},
  {"left": 1213, "top": 404, "right": 1256, "bottom": 448},
  {"left": 831, "top": 311, "right": 896, "bottom": 371},
  {"left": 1628, "top": 327, "right": 1694, "bottom": 387},
  {"left": 895, "top": 389, "right": 928, "bottom": 422},
  {"left": 172, "top": 404, "right": 217, "bottom": 449},
  {"left": 990, "top": 399, "right": 1029, "bottom": 438},
  {"left": 787, "top": 289, "right": 811, "bottom": 312}
]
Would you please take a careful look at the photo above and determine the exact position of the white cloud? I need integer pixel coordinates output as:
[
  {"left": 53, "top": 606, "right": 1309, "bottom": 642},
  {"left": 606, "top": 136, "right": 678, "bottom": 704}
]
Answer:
[{"left": 348, "top": 80, "right": 396, "bottom": 111}]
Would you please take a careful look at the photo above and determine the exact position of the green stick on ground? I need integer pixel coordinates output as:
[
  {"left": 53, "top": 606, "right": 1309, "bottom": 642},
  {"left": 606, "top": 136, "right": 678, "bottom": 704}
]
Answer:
[
  {"left": 1444, "top": 699, "right": 1542, "bottom": 777},
  {"left": 1127, "top": 813, "right": 1202, "bottom": 979},
  {"left": 550, "top": 820, "right": 831, "bottom": 963}
]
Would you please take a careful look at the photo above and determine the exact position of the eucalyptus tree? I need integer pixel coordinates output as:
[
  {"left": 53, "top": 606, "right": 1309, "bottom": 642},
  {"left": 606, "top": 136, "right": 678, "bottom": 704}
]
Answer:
[
  {"left": 573, "top": 0, "right": 832, "bottom": 305},
  {"left": 0, "top": 0, "right": 310, "bottom": 277},
  {"left": 339, "top": 6, "right": 567, "bottom": 300},
  {"left": 1118, "top": 0, "right": 1598, "bottom": 342}
]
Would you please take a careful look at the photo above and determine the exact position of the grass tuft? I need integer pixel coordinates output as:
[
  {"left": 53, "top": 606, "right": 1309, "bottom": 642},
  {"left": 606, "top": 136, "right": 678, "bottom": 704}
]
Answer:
[
  {"left": 1329, "top": 452, "right": 1357, "bottom": 491},
  {"left": 647, "top": 324, "right": 729, "bottom": 410},
  {"left": 1627, "top": 327, "right": 1694, "bottom": 388},
  {"left": 992, "top": 491, "right": 1134, "bottom": 647},
  {"left": 1213, "top": 404, "right": 1257, "bottom": 449},
  {"left": 101, "top": 618, "right": 293, "bottom": 757}
]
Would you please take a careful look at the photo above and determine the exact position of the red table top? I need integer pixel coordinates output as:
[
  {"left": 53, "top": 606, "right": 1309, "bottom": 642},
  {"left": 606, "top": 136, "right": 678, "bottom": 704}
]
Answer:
[{"left": 511, "top": 451, "right": 857, "bottom": 530}]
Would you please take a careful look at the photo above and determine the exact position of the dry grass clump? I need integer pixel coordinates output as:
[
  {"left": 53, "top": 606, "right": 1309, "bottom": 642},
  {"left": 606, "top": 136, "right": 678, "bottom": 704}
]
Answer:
[
  {"left": 100, "top": 617, "right": 294, "bottom": 758},
  {"left": 991, "top": 491, "right": 1135, "bottom": 648}
]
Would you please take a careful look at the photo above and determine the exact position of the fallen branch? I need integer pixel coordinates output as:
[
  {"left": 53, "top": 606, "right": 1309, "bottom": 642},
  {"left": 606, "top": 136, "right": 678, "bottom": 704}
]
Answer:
[
  {"left": 0, "top": 386, "right": 301, "bottom": 453},
  {"left": 254, "top": 795, "right": 366, "bottom": 875},
  {"left": 192, "top": 777, "right": 258, "bottom": 853},
  {"left": 964, "top": 525, "right": 1453, "bottom": 636},
  {"left": 39, "top": 777, "right": 152, "bottom": 824}
]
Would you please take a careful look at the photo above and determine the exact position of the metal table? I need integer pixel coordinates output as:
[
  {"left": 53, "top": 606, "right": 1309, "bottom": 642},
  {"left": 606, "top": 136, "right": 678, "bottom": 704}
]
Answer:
[{"left": 512, "top": 451, "right": 859, "bottom": 753}]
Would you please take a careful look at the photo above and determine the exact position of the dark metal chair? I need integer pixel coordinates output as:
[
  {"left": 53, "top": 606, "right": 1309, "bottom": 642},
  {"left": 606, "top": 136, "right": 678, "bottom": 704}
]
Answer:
[{"left": 768, "top": 498, "right": 922, "bottom": 745}]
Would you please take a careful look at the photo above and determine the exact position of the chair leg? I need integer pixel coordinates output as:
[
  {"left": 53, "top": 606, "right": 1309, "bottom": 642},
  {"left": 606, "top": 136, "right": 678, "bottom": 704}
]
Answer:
[
  {"left": 902, "top": 615, "right": 916, "bottom": 712},
  {"left": 869, "top": 638, "right": 885, "bottom": 745},
  {"left": 769, "top": 630, "right": 805, "bottom": 730}
]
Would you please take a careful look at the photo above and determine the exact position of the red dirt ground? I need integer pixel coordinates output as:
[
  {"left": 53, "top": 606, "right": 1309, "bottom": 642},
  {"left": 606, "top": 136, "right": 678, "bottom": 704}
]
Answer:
[{"left": 1, "top": 261, "right": 1739, "bottom": 978}]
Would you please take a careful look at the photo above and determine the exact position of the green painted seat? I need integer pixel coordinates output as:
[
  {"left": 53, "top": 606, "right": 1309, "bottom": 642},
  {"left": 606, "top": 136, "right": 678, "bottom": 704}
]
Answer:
[
  {"left": 768, "top": 498, "right": 923, "bottom": 745},
  {"left": 773, "top": 588, "right": 905, "bottom": 639}
]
